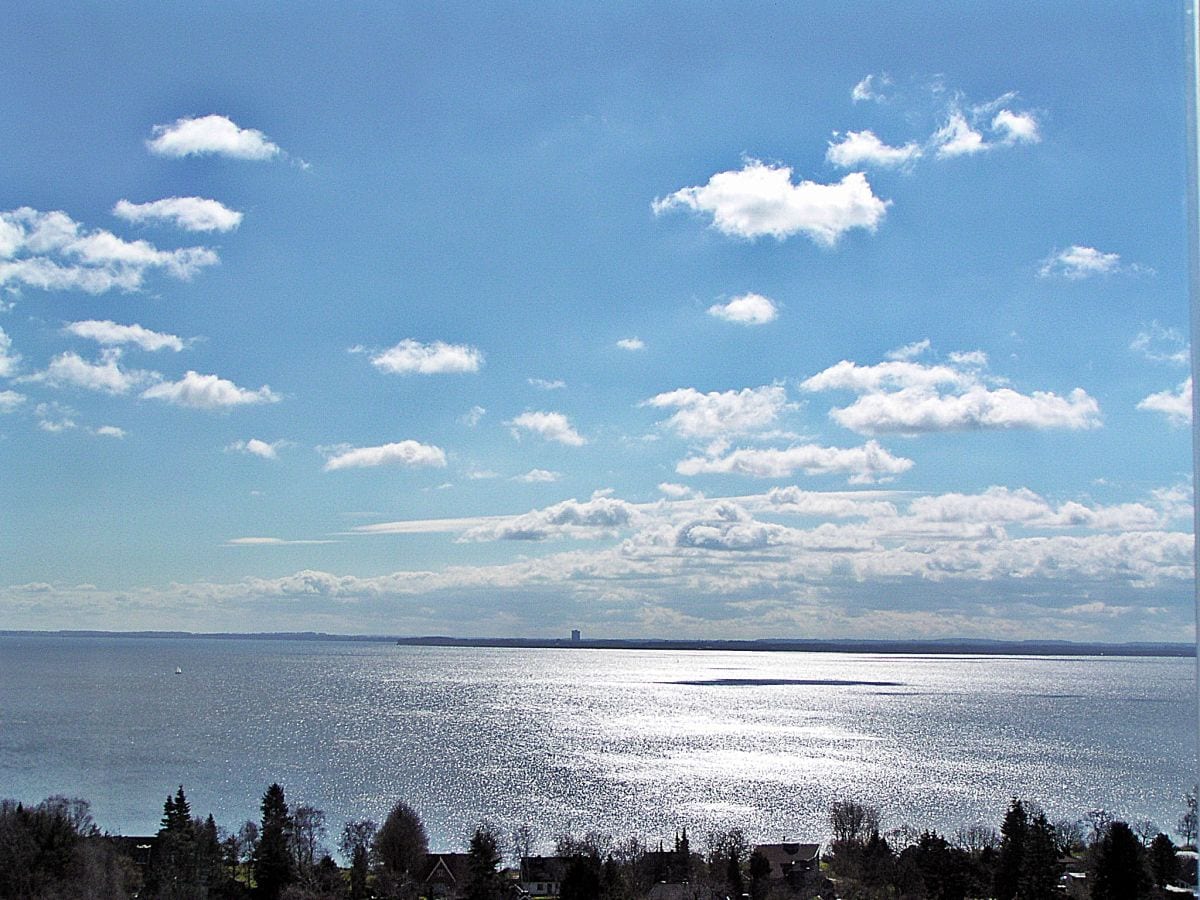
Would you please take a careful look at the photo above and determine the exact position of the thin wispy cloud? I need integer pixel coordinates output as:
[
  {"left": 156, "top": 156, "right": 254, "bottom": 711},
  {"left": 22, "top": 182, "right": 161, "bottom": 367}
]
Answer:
[
  {"left": 227, "top": 438, "right": 284, "bottom": 460},
  {"left": 65, "top": 320, "right": 184, "bottom": 352},
  {"left": 826, "top": 131, "right": 922, "bottom": 168},
  {"left": 616, "top": 337, "right": 645, "bottom": 351},
  {"left": 1039, "top": 245, "right": 1123, "bottom": 279}
]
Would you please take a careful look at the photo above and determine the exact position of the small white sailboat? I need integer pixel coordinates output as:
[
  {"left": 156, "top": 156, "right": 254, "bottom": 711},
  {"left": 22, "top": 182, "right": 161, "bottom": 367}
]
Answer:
[{"left": 174, "top": 666, "right": 182, "bottom": 675}]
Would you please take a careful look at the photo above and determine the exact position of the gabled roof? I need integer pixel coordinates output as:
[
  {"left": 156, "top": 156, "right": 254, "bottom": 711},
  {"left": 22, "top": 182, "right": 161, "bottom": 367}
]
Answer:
[
  {"left": 753, "top": 842, "right": 821, "bottom": 876},
  {"left": 424, "top": 852, "right": 472, "bottom": 884}
]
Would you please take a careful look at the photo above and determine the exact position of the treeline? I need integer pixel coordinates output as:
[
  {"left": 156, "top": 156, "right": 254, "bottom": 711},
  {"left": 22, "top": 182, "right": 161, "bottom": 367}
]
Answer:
[{"left": 0, "top": 784, "right": 1196, "bottom": 900}]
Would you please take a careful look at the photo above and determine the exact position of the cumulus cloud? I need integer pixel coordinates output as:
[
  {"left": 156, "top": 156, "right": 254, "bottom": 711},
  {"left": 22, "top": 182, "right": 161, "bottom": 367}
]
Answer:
[
  {"left": 460, "top": 493, "right": 639, "bottom": 541},
  {"left": 141, "top": 371, "right": 280, "bottom": 409},
  {"left": 1038, "top": 245, "right": 1123, "bottom": 279},
  {"left": 652, "top": 160, "right": 889, "bottom": 246},
  {"left": 0, "top": 326, "right": 20, "bottom": 377},
  {"left": 32, "top": 349, "right": 158, "bottom": 395},
  {"left": 1138, "top": 378, "right": 1192, "bottom": 426},
  {"left": 643, "top": 385, "right": 790, "bottom": 439},
  {"left": 514, "top": 468, "right": 561, "bottom": 483},
  {"left": 886, "top": 339, "right": 931, "bottom": 361},
  {"left": 227, "top": 438, "right": 283, "bottom": 460},
  {"left": 617, "top": 337, "right": 645, "bottom": 351},
  {"left": 802, "top": 354, "right": 1101, "bottom": 435},
  {"left": 1131, "top": 323, "right": 1189, "bottom": 365},
  {"left": 659, "top": 482, "right": 703, "bottom": 499},
  {"left": 113, "top": 197, "right": 243, "bottom": 233},
  {"left": 826, "top": 131, "right": 922, "bottom": 168},
  {"left": 707, "top": 292, "right": 778, "bottom": 325},
  {"left": 507, "top": 411, "right": 586, "bottom": 446},
  {"left": 0, "top": 207, "right": 218, "bottom": 294},
  {"left": 676, "top": 440, "right": 914, "bottom": 484},
  {"left": 146, "top": 114, "right": 281, "bottom": 160},
  {"left": 323, "top": 440, "right": 447, "bottom": 471},
  {"left": 65, "top": 320, "right": 184, "bottom": 352},
  {"left": 368, "top": 339, "right": 483, "bottom": 375},
  {"left": 992, "top": 109, "right": 1040, "bottom": 144},
  {"left": 931, "top": 112, "right": 987, "bottom": 158},
  {"left": 852, "top": 73, "right": 891, "bottom": 103}
]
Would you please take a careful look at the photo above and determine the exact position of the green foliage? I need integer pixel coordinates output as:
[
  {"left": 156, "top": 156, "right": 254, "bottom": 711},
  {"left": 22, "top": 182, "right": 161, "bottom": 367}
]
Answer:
[
  {"left": 254, "top": 783, "right": 296, "bottom": 900},
  {"left": 374, "top": 801, "right": 428, "bottom": 880},
  {"left": 465, "top": 825, "right": 504, "bottom": 900},
  {"left": 0, "top": 797, "right": 129, "bottom": 899}
]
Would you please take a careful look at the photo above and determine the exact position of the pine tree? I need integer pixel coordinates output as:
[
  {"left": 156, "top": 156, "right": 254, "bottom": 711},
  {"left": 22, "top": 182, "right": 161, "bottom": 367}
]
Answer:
[
  {"left": 994, "top": 799, "right": 1028, "bottom": 900},
  {"left": 1090, "top": 821, "right": 1151, "bottom": 900},
  {"left": 465, "top": 826, "right": 504, "bottom": 900},
  {"left": 253, "top": 783, "right": 294, "bottom": 900}
]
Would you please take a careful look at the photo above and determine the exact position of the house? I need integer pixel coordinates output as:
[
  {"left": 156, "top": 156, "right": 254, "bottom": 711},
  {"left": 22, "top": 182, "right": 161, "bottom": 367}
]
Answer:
[
  {"left": 423, "top": 852, "right": 472, "bottom": 899},
  {"left": 753, "top": 843, "right": 822, "bottom": 887},
  {"left": 520, "top": 855, "right": 568, "bottom": 897}
]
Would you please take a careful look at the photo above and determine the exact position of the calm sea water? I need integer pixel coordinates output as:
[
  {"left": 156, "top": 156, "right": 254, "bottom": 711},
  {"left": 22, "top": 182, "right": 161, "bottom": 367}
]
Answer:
[{"left": 0, "top": 636, "right": 1194, "bottom": 853}]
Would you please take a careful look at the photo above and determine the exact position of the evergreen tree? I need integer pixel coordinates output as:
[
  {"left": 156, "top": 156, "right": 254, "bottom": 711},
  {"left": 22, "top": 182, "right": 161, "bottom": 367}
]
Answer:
[
  {"left": 561, "top": 853, "right": 602, "bottom": 900},
  {"left": 1017, "top": 813, "right": 1058, "bottom": 900},
  {"left": 994, "top": 799, "right": 1028, "bottom": 900},
  {"left": 374, "top": 801, "right": 428, "bottom": 882},
  {"left": 253, "top": 783, "right": 295, "bottom": 900},
  {"left": 747, "top": 849, "right": 770, "bottom": 900},
  {"left": 1090, "top": 821, "right": 1151, "bottom": 900},
  {"left": 1149, "top": 832, "right": 1179, "bottom": 890},
  {"left": 465, "top": 826, "right": 504, "bottom": 900},
  {"left": 725, "top": 846, "right": 744, "bottom": 899}
]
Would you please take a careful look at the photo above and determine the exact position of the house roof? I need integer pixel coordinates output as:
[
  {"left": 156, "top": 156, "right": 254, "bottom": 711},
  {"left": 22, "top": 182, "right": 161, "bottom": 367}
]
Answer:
[
  {"left": 753, "top": 843, "right": 821, "bottom": 877},
  {"left": 521, "top": 856, "right": 569, "bottom": 883},
  {"left": 424, "top": 852, "right": 472, "bottom": 884}
]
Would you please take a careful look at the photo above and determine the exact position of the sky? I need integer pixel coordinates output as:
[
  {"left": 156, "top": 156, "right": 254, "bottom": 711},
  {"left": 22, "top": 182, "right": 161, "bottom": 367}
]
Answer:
[{"left": 0, "top": 2, "right": 1194, "bottom": 641}]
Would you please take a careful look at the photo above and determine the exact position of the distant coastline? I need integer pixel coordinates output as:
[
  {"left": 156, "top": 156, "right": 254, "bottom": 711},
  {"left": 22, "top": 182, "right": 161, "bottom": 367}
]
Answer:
[{"left": 1, "top": 629, "right": 1193, "bottom": 657}]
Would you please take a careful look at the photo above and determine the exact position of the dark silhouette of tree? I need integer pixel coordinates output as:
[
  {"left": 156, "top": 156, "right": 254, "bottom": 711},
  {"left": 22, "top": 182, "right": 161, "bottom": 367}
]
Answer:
[
  {"left": 829, "top": 800, "right": 880, "bottom": 845},
  {"left": 1090, "top": 820, "right": 1151, "bottom": 899},
  {"left": 253, "top": 783, "right": 295, "bottom": 900},
  {"left": 465, "top": 825, "right": 504, "bottom": 900},
  {"left": 747, "top": 848, "right": 770, "bottom": 900},
  {"left": 1179, "top": 787, "right": 1198, "bottom": 849},
  {"left": 1017, "top": 812, "right": 1058, "bottom": 900},
  {"left": 1149, "top": 832, "right": 1179, "bottom": 890},
  {"left": 899, "top": 831, "right": 968, "bottom": 900},
  {"left": 993, "top": 798, "right": 1028, "bottom": 900},
  {"left": 0, "top": 797, "right": 130, "bottom": 899},
  {"left": 561, "top": 852, "right": 602, "bottom": 900},
  {"left": 290, "top": 804, "right": 327, "bottom": 877},
  {"left": 374, "top": 801, "right": 428, "bottom": 884},
  {"left": 339, "top": 819, "right": 377, "bottom": 900}
]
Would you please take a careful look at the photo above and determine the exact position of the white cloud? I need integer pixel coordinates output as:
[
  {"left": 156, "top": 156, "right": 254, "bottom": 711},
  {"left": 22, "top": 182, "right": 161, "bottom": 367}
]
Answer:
[
  {"left": 0, "top": 207, "right": 218, "bottom": 294},
  {"left": 226, "top": 537, "right": 337, "bottom": 546},
  {"left": 707, "top": 292, "right": 778, "bottom": 325},
  {"left": 35, "top": 401, "right": 75, "bottom": 432},
  {"left": 461, "top": 405, "right": 486, "bottom": 427},
  {"left": 92, "top": 425, "right": 125, "bottom": 438},
  {"left": 459, "top": 493, "right": 639, "bottom": 541},
  {"left": 1138, "top": 378, "right": 1192, "bottom": 426},
  {"left": 65, "top": 320, "right": 184, "bottom": 352},
  {"left": 948, "top": 350, "right": 988, "bottom": 367},
  {"left": 829, "top": 385, "right": 1101, "bottom": 435},
  {"left": 323, "top": 440, "right": 447, "bottom": 471},
  {"left": 529, "top": 377, "right": 566, "bottom": 390},
  {"left": 885, "top": 339, "right": 931, "bottom": 361},
  {"left": 617, "top": 337, "right": 645, "bottom": 351},
  {"left": 931, "top": 112, "right": 986, "bottom": 158},
  {"left": 514, "top": 468, "right": 561, "bottom": 483},
  {"left": 992, "top": 109, "right": 1040, "bottom": 144},
  {"left": 1038, "top": 245, "right": 1122, "bottom": 279},
  {"left": 1131, "top": 323, "right": 1189, "bottom": 365},
  {"left": 852, "top": 73, "right": 891, "bottom": 103},
  {"left": 0, "top": 326, "right": 20, "bottom": 377},
  {"left": 141, "top": 371, "right": 280, "bottom": 409},
  {"left": 658, "top": 482, "right": 703, "bottom": 499},
  {"left": 507, "top": 411, "right": 586, "bottom": 446},
  {"left": 652, "top": 160, "right": 889, "bottom": 246},
  {"left": 228, "top": 438, "right": 283, "bottom": 460},
  {"left": 826, "top": 130, "right": 922, "bottom": 168},
  {"left": 676, "top": 440, "right": 914, "bottom": 484},
  {"left": 369, "top": 339, "right": 483, "bottom": 375},
  {"left": 32, "top": 349, "right": 157, "bottom": 395},
  {"left": 147, "top": 114, "right": 281, "bottom": 160},
  {"left": 0, "top": 389, "right": 25, "bottom": 412},
  {"left": 113, "top": 197, "right": 243, "bottom": 233},
  {"left": 644, "top": 385, "right": 790, "bottom": 439},
  {"left": 803, "top": 355, "right": 1102, "bottom": 435}
]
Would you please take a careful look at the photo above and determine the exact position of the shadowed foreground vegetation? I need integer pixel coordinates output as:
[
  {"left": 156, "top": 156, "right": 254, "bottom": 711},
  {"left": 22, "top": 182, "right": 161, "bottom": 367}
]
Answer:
[{"left": 1, "top": 786, "right": 1196, "bottom": 899}]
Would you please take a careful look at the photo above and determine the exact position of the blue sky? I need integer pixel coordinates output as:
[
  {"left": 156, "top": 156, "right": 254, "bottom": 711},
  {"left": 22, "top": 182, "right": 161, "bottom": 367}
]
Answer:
[{"left": 0, "top": 2, "right": 1194, "bottom": 640}]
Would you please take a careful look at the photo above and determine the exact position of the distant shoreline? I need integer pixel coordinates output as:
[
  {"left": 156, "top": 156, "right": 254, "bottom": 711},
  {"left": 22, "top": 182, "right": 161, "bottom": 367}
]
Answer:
[{"left": 1, "top": 629, "right": 1193, "bottom": 657}]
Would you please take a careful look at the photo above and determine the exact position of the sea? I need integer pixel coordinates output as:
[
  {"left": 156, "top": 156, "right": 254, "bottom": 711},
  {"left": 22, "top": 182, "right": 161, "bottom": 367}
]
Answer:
[{"left": 0, "top": 634, "right": 1194, "bottom": 855}]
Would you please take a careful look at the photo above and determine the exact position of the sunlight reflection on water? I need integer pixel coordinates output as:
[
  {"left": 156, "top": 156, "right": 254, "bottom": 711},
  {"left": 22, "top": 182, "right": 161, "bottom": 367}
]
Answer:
[{"left": 0, "top": 638, "right": 1193, "bottom": 851}]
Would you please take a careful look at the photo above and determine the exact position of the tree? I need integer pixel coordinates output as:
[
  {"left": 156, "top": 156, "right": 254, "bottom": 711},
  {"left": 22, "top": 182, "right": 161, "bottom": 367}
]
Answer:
[
  {"left": 993, "top": 798, "right": 1028, "bottom": 900},
  {"left": 290, "top": 804, "right": 327, "bottom": 876},
  {"left": 747, "top": 849, "right": 770, "bottom": 900},
  {"left": 512, "top": 824, "right": 537, "bottom": 866},
  {"left": 560, "top": 853, "right": 602, "bottom": 900},
  {"left": 1017, "top": 813, "right": 1058, "bottom": 900},
  {"left": 253, "top": 783, "right": 295, "bottom": 900},
  {"left": 1090, "top": 820, "right": 1151, "bottom": 899},
  {"left": 340, "top": 819, "right": 377, "bottom": 900},
  {"left": 829, "top": 799, "right": 880, "bottom": 846},
  {"left": 374, "top": 801, "right": 428, "bottom": 883},
  {"left": 1179, "top": 787, "right": 1198, "bottom": 848},
  {"left": 1149, "top": 832, "right": 1179, "bottom": 890},
  {"left": 465, "top": 825, "right": 504, "bottom": 900}
]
